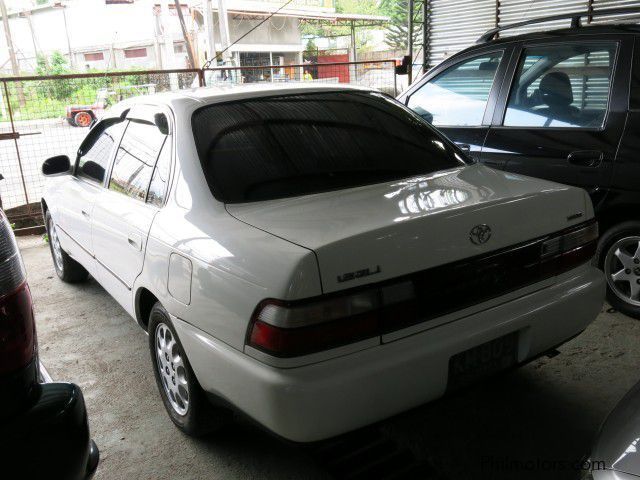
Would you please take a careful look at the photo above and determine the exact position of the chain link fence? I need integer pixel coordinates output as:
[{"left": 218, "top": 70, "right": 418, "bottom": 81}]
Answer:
[{"left": 0, "top": 60, "right": 400, "bottom": 229}]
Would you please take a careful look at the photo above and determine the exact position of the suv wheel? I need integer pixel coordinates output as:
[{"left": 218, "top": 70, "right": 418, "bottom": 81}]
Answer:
[
  {"left": 148, "top": 302, "right": 230, "bottom": 436},
  {"left": 45, "top": 211, "right": 89, "bottom": 283},
  {"left": 597, "top": 221, "right": 640, "bottom": 319}
]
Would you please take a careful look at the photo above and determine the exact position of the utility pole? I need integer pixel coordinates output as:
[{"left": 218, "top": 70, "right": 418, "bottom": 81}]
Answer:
[
  {"left": 56, "top": 3, "right": 75, "bottom": 69},
  {"left": 203, "top": 0, "right": 216, "bottom": 63},
  {"left": 0, "top": 0, "right": 25, "bottom": 105},
  {"left": 217, "top": 0, "right": 232, "bottom": 63},
  {"left": 173, "top": 0, "right": 196, "bottom": 68},
  {"left": 22, "top": 11, "right": 40, "bottom": 62},
  {"left": 160, "top": 0, "right": 179, "bottom": 90}
]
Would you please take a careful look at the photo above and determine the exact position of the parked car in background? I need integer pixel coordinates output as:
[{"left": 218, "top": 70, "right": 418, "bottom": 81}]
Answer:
[
  {"left": 585, "top": 379, "right": 640, "bottom": 479},
  {"left": 0, "top": 209, "right": 99, "bottom": 479},
  {"left": 42, "top": 84, "right": 603, "bottom": 442},
  {"left": 399, "top": 9, "right": 640, "bottom": 319}
]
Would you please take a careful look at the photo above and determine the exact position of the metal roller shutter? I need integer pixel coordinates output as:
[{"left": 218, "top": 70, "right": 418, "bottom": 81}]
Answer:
[
  {"left": 591, "top": 0, "right": 640, "bottom": 24},
  {"left": 498, "top": 0, "right": 588, "bottom": 36},
  {"left": 423, "top": 0, "right": 640, "bottom": 70},
  {"left": 427, "top": 0, "right": 496, "bottom": 67}
]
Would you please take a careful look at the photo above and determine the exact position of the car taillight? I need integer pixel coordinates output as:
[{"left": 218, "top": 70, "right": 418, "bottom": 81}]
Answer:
[
  {"left": 540, "top": 220, "right": 599, "bottom": 275},
  {"left": 247, "top": 282, "right": 415, "bottom": 357},
  {"left": 0, "top": 211, "right": 35, "bottom": 375}
]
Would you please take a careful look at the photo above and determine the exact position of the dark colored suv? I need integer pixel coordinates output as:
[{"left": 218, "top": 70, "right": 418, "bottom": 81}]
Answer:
[{"left": 398, "top": 8, "right": 640, "bottom": 319}]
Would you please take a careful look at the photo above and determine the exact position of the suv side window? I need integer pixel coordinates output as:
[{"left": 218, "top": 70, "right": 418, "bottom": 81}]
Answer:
[
  {"left": 503, "top": 43, "right": 616, "bottom": 128},
  {"left": 109, "top": 120, "right": 167, "bottom": 201},
  {"left": 77, "top": 120, "right": 124, "bottom": 184},
  {"left": 407, "top": 51, "right": 503, "bottom": 126}
]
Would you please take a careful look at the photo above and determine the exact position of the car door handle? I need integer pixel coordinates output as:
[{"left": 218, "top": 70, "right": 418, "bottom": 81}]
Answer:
[
  {"left": 127, "top": 234, "right": 142, "bottom": 251},
  {"left": 567, "top": 150, "right": 603, "bottom": 167},
  {"left": 81, "top": 210, "right": 90, "bottom": 219}
]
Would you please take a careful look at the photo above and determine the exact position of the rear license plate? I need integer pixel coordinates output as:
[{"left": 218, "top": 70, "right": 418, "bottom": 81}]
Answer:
[{"left": 447, "top": 332, "right": 519, "bottom": 391}]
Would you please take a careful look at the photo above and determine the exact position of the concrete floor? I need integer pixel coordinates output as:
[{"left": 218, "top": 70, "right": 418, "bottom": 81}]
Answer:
[{"left": 20, "top": 235, "right": 640, "bottom": 480}]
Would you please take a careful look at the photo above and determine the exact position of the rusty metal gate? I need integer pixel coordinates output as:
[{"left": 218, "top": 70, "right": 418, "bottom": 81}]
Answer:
[{"left": 0, "top": 60, "right": 399, "bottom": 233}]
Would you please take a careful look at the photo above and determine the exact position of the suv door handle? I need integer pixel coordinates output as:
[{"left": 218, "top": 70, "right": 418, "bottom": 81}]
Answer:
[{"left": 568, "top": 150, "right": 603, "bottom": 167}]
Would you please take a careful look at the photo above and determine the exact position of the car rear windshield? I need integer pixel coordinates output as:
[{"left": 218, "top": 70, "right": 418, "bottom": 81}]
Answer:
[{"left": 191, "top": 91, "right": 467, "bottom": 203}]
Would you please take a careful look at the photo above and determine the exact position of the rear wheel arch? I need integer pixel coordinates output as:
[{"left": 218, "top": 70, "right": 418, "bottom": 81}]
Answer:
[
  {"left": 597, "top": 204, "right": 640, "bottom": 237},
  {"left": 136, "top": 287, "right": 159, "bottom": 331}
]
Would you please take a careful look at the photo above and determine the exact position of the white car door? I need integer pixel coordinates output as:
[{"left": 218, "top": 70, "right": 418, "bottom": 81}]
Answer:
[
  {"left": 91, "top": 107, "right": 172, "bottom": 314},
  {"left": 57, "top": 119, "right": 125, "bottom": 270}
]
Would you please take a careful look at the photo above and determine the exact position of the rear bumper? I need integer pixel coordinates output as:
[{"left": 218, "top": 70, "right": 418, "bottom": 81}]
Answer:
[
  {"left": 0, "top": 378, "right": 99, "bottom": 480},
  {"left": 176, "top": 265, "right": 605, "bottom": 443}
]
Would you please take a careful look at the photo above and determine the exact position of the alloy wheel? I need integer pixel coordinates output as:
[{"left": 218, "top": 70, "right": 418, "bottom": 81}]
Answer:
[
  {"left": 605, "top": 236, "right": 640, "bottom": 308},
  {"left": 48, "top": 217, "right": 64, "bottom": 273},
  {"left": 155, "top": 323, "right": 190, "bottom": 416}
]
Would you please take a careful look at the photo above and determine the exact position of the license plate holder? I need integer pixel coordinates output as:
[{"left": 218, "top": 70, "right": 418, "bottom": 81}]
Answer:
[{"left": 447, "top": 332, "right": 519, "bottom": 391}]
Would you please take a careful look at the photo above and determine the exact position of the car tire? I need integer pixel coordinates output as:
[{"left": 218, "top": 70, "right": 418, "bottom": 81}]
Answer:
[
  {"left": 73, "top": 111, "right": 93, "bottom": 128},
  {"left": 45, "top": 210, "right": 89, "bottom": 283},
  {"left": 148, "top": 302, "right": 229, "bottom": 436},
  {"left": 596, "top": 221, "right": 640, "bottom": 320}
]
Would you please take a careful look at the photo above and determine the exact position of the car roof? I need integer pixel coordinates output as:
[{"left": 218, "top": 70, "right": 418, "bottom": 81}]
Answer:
[{"left": 111, "top": 83, "right": 375, "bottom": 114}]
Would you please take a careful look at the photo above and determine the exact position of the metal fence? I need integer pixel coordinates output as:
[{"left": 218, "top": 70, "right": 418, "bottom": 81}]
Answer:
[{"left": 0, "top": 60, "right": 399, "bottom": 229}]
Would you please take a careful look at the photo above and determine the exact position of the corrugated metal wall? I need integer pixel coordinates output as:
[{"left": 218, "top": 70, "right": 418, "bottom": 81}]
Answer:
[
  {"left": 428, "top": 0, "right": 496, "bottom": 63},
  {"left": 425, "top": 0, "right": 640, "bottom": 67}
]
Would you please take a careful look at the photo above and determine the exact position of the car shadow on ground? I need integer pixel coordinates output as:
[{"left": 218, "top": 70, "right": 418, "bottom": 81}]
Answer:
[{"left": 194, "top": 363, "right": 601, "bottom": 480}]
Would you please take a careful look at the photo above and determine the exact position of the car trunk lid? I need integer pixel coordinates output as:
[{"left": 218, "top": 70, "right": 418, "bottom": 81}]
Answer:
[{"left": 226, "top": 164, "right": 589, "bottom": 294}]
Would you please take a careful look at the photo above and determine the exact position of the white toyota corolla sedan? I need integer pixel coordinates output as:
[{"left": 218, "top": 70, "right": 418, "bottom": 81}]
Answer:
[{"left": 41, "top": 84, "right": 604, "bottom": 442}]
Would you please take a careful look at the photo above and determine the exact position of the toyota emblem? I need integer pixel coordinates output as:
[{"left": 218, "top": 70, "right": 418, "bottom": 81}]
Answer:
[{"left": 469, "top": 224, "right": 492, "bottom": 245}]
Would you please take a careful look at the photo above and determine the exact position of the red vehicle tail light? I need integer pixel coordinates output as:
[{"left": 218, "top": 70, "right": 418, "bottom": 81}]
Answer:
[
  {"left": 540, "top": 221, "right": 598, "bottom": 275},
  {"left": 247, "top": 220, "right": 598, "bottom": 358},
  {"left": 0, "top": 210, "right": 35, "bottom": 375},
  {"left": 247, "top": 282, "right": 414, "bottom": 357}
]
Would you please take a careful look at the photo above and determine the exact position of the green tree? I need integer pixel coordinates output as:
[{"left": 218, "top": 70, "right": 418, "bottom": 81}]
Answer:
[
  {"left": 36, "top": 51, "right": 73, "bottom": 100},
  {"left": 381, "top": 0, "right": 419, "bottom": 51}
]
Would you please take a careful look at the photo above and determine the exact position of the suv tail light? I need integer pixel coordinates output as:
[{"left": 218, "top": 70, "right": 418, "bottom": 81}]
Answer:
[
  {"left": 247, "top": 220, "right": 598, "bottom": 358},
  {"left": 0, "top": 211, "right": 35, "bottom": 375}
]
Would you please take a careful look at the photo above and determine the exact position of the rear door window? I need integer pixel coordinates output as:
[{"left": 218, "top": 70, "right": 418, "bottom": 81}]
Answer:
[
  {"left": 503, "top": 43, "right": 616, "bottom": 128},
  {"left": 109, "top": 120, "right": 167, "bottom": 201},
  {"left": 191, "top": 91, "right": 467, "bottom": 203}
]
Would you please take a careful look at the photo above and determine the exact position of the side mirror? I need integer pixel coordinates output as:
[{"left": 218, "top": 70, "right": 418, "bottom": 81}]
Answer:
[{"left": 42, "top": 155, "right": 71, "bottom": 177}]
